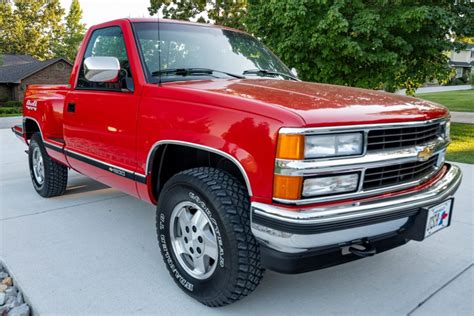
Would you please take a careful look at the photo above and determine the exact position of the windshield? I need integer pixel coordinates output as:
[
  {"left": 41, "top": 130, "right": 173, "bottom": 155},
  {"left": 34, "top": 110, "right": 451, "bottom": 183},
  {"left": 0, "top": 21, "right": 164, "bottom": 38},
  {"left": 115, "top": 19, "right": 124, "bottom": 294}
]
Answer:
[{"left": 132, "top": 22, "right": 293, "bottom": 83}]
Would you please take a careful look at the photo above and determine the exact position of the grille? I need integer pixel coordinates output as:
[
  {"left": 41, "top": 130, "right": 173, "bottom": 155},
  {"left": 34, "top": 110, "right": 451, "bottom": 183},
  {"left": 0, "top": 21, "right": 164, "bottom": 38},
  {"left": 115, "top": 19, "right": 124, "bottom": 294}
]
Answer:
[
  {"left": 363, "top": 155, "right": 439, "bottom": 190},
  {"left": 367, "top": 123, "right": 441, "bottom": 151}
]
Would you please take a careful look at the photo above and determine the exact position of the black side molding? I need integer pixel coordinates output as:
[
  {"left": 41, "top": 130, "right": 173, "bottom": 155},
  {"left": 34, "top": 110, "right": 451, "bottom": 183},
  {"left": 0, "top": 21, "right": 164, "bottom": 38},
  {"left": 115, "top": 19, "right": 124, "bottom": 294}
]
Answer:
[{"left": 64, "top": 149, "right": 147, "bottom": 184}]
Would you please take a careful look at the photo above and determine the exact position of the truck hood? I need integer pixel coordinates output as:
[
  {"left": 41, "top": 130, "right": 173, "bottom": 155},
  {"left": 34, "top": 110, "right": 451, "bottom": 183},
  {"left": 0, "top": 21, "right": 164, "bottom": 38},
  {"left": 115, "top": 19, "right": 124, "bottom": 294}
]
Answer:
[{"left": 168, "top": 79, "right": 449, "bottom": 126}]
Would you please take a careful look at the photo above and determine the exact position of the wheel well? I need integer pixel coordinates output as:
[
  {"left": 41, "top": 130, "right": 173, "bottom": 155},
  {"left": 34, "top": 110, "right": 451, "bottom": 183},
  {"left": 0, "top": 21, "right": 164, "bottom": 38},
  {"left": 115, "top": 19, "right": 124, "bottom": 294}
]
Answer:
[
  {"left": 150, "top": 144, "right": 250, "bottom": 201},
  {"left": 24, "top": 119, "right": 40, "bottom": 140}
]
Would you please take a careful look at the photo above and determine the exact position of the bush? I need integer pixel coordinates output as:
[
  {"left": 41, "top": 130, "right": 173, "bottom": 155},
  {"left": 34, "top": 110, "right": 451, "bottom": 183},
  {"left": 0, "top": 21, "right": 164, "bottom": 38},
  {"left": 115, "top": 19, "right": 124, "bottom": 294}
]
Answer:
[
  {"left": 0, "top": 107, "right": 22, "bottom": 115},
  {"left": 4, "top": 100, "right": 22, "bottom": 107},
  {"left": 448, "top": 77, "right": 467, "bottom": 86}
]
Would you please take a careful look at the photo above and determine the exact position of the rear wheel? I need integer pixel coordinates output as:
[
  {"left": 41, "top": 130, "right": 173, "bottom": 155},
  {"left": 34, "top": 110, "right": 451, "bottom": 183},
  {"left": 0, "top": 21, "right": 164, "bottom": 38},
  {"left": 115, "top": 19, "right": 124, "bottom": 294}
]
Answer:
[
  {"left": 157, "top": 167, "right": 264, "bottom": 307},
  {"left": 28, "top": 133, "right": 68, "bottom": 197}
]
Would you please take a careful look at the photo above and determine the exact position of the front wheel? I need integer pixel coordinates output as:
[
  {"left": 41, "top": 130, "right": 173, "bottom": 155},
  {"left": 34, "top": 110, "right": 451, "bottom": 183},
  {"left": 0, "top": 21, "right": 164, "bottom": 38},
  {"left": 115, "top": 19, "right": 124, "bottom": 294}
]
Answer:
[
  {"left": 156, "top": 167, "right": 264, "bottom": 307},
  {"left": 28, "top": 133, "right": 68, "bottom": 197}
]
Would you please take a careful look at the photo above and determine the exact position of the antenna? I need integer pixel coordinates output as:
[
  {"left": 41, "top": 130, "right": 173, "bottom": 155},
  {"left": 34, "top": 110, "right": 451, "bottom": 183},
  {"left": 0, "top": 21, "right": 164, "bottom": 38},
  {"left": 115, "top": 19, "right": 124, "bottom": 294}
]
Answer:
[{"left": 157, "top": 14, "right": 162, "bottom": 86}]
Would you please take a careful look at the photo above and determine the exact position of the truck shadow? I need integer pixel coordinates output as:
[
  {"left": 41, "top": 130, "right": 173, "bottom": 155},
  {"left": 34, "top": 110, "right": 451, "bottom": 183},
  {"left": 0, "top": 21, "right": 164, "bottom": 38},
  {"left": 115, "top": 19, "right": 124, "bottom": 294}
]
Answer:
[{"left": 65, "top": 175, "right": 110, "bottom": 196}]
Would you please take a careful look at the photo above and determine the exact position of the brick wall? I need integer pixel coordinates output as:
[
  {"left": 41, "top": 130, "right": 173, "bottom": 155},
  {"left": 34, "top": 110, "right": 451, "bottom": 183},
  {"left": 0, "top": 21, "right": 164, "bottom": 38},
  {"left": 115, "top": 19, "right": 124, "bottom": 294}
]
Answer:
[
  {"left": 14, "top": 60, "right": 72, "bottom": 101},
  {"left": 0, "top": 84, "right": 12, "bottom": 101}
]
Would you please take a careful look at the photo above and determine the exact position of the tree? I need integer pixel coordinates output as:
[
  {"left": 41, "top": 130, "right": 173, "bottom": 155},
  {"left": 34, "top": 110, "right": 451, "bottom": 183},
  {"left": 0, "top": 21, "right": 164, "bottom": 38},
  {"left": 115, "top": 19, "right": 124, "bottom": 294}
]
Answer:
[
  {"left": 54, "top": 0, "right": 86, "bottom": 62},
  {"left": 245, "top": 0, "right": 474, "bottom": 94},
  {"left": 148, "top": 0, "right": 247, "bottom": 30},
  {"left": 0, "top": 0, "right": 65, "bottom": 60},
  {"left": 148, "top": 1, "right": 473, "bottom": 94}
]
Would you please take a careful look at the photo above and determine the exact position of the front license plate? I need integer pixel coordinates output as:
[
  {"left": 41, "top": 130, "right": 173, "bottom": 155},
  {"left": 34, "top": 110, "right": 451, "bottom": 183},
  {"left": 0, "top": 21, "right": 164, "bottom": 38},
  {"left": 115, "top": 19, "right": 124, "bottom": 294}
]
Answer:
[{"left": 424, "top": 199, "right": 453, "bottom": 238}]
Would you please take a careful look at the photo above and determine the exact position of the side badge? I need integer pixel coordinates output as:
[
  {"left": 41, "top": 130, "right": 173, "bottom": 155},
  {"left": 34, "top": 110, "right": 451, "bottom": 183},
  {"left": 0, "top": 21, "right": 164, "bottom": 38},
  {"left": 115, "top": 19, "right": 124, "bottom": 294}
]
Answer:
[
  {"left": 108, "top": 167, "right": 126, "bottom": 177},
  {"left": 25, "top": 100, "right": 38, "bottom": 111}
]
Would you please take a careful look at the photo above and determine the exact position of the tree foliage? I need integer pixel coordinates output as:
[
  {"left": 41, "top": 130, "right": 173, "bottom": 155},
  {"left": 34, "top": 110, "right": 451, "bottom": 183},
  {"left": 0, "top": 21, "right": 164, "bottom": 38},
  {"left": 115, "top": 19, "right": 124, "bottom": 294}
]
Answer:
[
  {"left": 246, "top": 0, "right": 473, "bottom": 94},
  {"left": 148, "top": 0, "right": 473, "bottom": 94},
  {"left": 148, "top": 0, "right": 247, "bottom": 30},
  {"left": 54, "top": 0, "right": 87, "bottom": 62},
  {"left": 0, "top": 0, "right": 86, "bottom": 61}
]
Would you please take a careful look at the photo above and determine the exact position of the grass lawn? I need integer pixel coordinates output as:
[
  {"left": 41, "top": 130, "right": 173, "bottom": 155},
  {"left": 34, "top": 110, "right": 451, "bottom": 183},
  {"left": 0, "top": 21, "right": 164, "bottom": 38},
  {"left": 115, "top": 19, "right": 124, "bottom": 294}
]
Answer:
[
  {"left": 416, "top": 89, "right": 474, "bottom": 112},
  {"left": 447, "top": 123, "right": 474, "bottom": 164},
  {"left": 0, "top": 106, "right": 22, "bottom": 117}
]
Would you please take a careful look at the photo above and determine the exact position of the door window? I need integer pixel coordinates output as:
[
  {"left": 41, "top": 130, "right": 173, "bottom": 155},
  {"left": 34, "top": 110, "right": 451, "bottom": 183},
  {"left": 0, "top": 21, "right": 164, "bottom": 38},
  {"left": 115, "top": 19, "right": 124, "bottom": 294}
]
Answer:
[{"left": 77, "top": 26, "right": 133, "bottom": 91}]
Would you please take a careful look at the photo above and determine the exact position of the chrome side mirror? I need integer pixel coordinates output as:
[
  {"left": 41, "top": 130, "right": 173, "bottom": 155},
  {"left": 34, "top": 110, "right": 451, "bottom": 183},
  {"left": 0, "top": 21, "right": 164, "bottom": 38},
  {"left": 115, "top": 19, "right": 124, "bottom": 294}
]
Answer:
[
  {"left": 290, "top": 67, "right": 298, "bottom": 78},
  {"left": 83, "top": 56, "right": 120, "bottom": 82}
]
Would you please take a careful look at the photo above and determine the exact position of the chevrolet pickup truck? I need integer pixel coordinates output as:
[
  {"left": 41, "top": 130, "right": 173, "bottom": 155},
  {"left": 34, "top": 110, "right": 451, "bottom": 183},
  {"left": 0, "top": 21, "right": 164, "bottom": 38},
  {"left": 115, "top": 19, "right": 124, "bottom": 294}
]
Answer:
[{"left": 12, "top": 18, "right": 462, "bottom": 306}]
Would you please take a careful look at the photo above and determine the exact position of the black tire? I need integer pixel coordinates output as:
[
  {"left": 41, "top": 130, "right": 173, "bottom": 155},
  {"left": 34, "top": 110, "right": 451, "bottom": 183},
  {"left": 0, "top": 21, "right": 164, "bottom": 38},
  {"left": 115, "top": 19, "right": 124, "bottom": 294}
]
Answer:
[
  {"left": 157, "top": 167, "right": 264, "bottom": 307},
  {"left": 28, "top": 132, "right": 68, "bottom": 197}
]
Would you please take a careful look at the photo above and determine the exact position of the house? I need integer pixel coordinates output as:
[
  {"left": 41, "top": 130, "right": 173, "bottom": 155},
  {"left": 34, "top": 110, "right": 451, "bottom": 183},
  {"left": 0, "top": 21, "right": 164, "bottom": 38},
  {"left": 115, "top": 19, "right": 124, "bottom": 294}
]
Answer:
[
  {"left": 449, "top": 44, "right": 473, "bottom": 80},
  {"left": 0, "top": 54, "right": 72, "bottom": 102}
]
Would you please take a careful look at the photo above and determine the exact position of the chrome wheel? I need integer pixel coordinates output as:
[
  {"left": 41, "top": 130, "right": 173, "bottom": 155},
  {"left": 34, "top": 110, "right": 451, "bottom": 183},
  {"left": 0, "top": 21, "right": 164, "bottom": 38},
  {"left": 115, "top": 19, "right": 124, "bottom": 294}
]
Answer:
[
  {"left": 170, "top": 201, "right": 219, "bottom": 280},
  {"left": 32, "top": 146, "right": 45, "bottom": 185}
]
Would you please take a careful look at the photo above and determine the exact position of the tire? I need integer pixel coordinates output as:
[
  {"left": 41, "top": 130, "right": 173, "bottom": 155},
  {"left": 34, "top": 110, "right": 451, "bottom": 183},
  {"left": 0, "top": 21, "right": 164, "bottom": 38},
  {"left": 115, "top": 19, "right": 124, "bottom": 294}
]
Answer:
[
  {"left": 157, "top": 167, "right": 264, "bottom": 307},
  {"left": 28, "top": 132, "right": 68, "bottom": 197}
]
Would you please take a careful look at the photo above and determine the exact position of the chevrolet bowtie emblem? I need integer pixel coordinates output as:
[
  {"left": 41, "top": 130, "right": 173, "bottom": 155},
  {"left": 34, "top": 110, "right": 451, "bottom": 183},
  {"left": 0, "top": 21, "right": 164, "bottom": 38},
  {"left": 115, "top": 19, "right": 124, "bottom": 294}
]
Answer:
[{"left": 417, "top": 147, "right": 433, "bottom": 161}]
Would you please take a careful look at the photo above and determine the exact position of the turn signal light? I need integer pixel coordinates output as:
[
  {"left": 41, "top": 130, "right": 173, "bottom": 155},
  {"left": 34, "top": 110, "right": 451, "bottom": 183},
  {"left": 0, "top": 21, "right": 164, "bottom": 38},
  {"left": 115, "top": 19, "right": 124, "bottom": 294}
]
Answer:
[
  {"left": 276, "top": 134, "right": 304, "bottom": 160},
  {"left": 273, "top": 175, "right": 302, "bottom": 200}
]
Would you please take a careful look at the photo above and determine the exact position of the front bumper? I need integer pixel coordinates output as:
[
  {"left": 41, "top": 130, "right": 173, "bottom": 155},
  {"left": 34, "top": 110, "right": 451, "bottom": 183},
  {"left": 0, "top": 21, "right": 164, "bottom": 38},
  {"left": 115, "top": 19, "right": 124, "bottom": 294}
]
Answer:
[{"left": 251, "top": 163, "right": 462, "bottom": 272}]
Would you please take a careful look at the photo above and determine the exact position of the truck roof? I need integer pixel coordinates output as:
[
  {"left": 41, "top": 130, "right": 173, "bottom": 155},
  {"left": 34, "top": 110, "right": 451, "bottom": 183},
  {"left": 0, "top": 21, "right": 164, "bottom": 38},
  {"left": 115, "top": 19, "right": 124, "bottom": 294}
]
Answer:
[{"left": 93, "top": 18, "right": 246, "bottom": 34}]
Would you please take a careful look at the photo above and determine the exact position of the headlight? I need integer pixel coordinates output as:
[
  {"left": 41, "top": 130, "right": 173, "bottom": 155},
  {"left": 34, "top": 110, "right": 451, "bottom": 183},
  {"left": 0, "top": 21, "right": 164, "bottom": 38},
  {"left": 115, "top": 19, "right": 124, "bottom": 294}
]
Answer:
[
  {"left": 305, "top": 133, "right": 363, "bottom": 158},
  {"left": 302, "top": 173, "right": 359, "bottom": 197}
]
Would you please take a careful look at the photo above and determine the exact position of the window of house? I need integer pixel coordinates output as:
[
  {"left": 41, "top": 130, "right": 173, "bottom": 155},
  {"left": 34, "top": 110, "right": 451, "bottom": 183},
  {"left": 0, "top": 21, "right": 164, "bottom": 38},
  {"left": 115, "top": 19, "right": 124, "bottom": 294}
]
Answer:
[{"left": 76, "top": 26, "right": 133, "bottom": 91}]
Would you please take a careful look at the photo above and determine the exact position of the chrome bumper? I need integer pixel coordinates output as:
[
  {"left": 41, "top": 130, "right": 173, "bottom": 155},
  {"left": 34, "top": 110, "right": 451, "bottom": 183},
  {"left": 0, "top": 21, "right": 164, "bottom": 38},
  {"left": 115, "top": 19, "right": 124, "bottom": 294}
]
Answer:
[{"left": 251, "top": 163, "right": 462, "bottom": 253}]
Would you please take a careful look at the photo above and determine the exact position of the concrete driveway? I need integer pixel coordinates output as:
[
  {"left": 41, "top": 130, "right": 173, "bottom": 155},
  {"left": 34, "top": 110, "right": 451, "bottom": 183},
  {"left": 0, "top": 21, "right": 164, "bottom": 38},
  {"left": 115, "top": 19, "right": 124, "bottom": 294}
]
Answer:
[{"left": 0, "top": 128, "right": 473, "bottom": 315}]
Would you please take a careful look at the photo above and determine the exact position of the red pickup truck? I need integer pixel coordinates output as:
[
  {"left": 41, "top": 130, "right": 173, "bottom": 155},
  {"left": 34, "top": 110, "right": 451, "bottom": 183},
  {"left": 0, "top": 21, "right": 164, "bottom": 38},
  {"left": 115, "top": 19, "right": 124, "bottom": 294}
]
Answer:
[{"left": 12, "top": 18, "right": 462, "bottom": 306}]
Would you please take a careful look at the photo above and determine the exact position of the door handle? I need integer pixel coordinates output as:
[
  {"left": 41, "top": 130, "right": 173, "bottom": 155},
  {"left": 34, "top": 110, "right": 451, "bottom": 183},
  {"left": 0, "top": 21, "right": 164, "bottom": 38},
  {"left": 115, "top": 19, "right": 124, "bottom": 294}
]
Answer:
[{"left": 67, "top": 102, "right": 76, "bottom": 113}]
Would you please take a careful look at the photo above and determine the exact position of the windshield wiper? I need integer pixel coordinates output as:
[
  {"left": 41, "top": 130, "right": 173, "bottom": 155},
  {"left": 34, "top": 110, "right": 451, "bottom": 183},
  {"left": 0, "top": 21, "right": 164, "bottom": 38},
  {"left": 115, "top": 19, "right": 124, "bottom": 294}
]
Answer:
[
  {"left": 152, "top": 68, "right": 244, "bottom": 79},
  {"left": 243, "top": 69, "right": 298, "bottom": 81}
]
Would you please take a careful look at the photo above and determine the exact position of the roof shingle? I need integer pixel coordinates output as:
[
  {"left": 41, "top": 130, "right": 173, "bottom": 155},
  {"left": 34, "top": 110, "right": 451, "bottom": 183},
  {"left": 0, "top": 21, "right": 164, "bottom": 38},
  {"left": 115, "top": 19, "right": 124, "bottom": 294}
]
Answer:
[
  {"left": 0, "top": 55, "right": 71, "bottom": 83},
  {"left": 1, "top": 54, "right": 38, "bottom": 67}
]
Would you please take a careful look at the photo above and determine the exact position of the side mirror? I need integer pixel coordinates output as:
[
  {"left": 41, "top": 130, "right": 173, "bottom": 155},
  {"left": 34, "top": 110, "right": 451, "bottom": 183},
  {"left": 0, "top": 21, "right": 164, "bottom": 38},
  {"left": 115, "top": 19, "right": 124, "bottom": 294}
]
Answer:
[
  {"left": 290, "top": 67, "right": 298, "bottom": 78},
  {"left": 84, "top": 56, "right": 120, "bottom": 82}
]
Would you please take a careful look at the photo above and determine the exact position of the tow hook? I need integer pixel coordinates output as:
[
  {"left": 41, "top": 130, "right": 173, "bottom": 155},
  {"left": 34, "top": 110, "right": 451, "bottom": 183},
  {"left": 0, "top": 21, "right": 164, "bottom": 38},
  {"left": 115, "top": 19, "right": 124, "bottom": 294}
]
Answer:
[{"left": 344, "top": 240, "right": 377, "bottom": 258}]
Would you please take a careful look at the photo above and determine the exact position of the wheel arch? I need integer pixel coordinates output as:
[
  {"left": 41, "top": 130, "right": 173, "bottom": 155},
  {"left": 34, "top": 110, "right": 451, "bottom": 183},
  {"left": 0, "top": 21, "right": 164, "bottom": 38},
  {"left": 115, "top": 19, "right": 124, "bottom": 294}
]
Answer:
[
  {"left": 146, "top": 140, "right": 253, "bottom": 202},
  {"left": 23, "top": 116, "right": 42, "bottom": 142}
]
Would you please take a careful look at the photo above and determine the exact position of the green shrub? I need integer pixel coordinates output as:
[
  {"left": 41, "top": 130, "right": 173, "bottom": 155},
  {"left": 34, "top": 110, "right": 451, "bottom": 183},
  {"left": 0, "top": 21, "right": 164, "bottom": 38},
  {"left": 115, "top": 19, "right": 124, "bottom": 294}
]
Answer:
[
  {"left": 4, "top": 100, "right": 22, "bottom": 107},
  {"left": 0, "top": 107, "right": 22, "bottom": 115},
  {"left": 448, "top": 77, "right": 466, "bottom": 86}
]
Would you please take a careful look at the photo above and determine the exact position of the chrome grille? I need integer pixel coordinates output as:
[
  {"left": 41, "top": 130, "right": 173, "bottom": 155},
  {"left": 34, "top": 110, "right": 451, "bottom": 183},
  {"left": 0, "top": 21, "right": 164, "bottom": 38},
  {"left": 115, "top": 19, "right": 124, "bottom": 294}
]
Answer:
[
  {"left": 363, "top": 155, "right": 439, "bottom": 190},
  {"left": 367, "top": 123, "right": 441, "bottom": 151}
]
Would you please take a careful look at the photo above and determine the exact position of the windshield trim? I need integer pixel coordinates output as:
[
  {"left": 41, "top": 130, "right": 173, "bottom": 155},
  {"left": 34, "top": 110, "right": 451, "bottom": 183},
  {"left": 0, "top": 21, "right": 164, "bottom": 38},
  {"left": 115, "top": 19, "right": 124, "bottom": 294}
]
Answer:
[{"left": 131, "top": 21, "right": 293, "bottom": 85}]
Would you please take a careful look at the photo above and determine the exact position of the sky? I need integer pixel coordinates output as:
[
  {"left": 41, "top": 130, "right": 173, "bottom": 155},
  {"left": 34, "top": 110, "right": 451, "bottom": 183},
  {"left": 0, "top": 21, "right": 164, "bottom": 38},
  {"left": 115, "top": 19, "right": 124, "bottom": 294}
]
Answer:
[{"left": 59, "top": 0, "right": 155, "bottom": 27}]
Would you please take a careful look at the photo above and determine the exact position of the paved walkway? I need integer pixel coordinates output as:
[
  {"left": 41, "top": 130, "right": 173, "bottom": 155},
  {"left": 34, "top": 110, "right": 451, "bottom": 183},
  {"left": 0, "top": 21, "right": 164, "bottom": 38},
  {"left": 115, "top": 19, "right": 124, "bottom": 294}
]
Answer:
[
  {"left": 0, "top": 129, "right": 473, "bottom": 315},
  {"left": 397, "top": 85, "right": 472, "bottom": 95},
  {"left": 451, "top": 112, "right": 474, "bottom": 124},
  {"left": 0, "top": 116, "right": 21, "bottom": 129}
]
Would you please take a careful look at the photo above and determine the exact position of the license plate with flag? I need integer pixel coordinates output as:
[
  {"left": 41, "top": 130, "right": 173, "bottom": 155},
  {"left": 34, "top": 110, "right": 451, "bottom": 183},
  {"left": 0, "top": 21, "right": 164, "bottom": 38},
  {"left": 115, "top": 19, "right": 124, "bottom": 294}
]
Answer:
[{"left": 425, "top": 199, "right": 453, "bottom": 238}]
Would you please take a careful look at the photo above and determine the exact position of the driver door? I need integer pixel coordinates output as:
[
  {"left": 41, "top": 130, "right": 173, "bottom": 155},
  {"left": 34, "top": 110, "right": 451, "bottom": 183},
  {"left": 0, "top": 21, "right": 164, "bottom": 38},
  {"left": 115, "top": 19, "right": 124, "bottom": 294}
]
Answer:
[{"left": 63, "top": 25, "right": 140, "bottom": 197}]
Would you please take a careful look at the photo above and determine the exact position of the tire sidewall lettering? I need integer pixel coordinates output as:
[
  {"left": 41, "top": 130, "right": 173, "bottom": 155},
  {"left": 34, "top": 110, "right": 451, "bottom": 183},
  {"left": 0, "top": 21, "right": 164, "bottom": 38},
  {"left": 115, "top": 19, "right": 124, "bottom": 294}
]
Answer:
[
  {"left": 188, "top": 191, "right": 225, "bottom": 268},
  {"left": 159, "top": 213, "right": 195, "bottom": 292}
]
